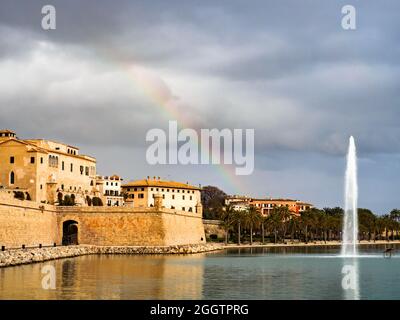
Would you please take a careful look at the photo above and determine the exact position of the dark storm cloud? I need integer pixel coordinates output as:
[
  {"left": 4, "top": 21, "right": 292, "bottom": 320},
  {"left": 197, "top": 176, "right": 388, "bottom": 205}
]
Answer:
[{"left": 0, "top": 0, "right": 400, "bottom": 212}]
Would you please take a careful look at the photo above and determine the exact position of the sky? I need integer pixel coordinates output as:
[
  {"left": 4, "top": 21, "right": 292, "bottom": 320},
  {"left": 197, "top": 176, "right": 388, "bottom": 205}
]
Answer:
[{"left": 0, "top": 0, "right": 399, "bottom": 214}]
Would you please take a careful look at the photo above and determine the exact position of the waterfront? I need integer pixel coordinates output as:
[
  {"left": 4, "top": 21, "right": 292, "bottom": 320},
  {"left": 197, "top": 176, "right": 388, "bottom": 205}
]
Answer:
[{"left": 1, "top": 245, "right": 399, "bottom": 300}]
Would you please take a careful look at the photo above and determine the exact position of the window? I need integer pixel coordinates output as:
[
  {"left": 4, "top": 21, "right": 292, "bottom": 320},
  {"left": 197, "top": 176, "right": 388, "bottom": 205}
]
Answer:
[
  {"left": 30, "top": 157, "right": 35, "bottom": 164},
  {"left": 10, "top": 171, "right": 15, "bottom": 184},
  {"left": 85, "top": 166, "right": 89, "bottom": 176},
  {"left": 70, "top": 163, "right": 73, "bottom": 172},
  {"left": 172, "top": 195, "right": 175, "bottom": 200},
  {"left": 61, "top": 184, "right": 64, "bottom": 190},
  {"left": 134, "top": 188, "right": 137, "bottom": 191},
  {"left": 190, "top": 196, "right": 192, "bottom": 200},
  {"left": 188, "top": 207, "right": 193, "bottom": 212},
  {"left": 182, "top": 207, "right": 185, "bottom": 211},
  {"left": 183, "top": 195, "right": 185, "bottom": 200},
  {"left": 80, "top": 166, "right": 84, "bottom": 175},
  {"left": 10, "top": 156, "right": 14, "bottom": 164},
  {"left": 138, "top": 193, "right": 144, "bottom": 199},
  {"left": 40, "top": 184, "right": 43, "bottom": 190},
  {"left": 151, "top": 188, "right": 153, "bottom": 191},
  {"left": 62, "top": 161, "right": 64, "bottom": 170},
  {"left": 141, "top": 188, "right": 144, "bottom": 191},
  {"left": 162, "top": 194, "right": 165, "bottom": 199},
  {"left": 40, "top": 157, "right": 43, "bottom": 164}
]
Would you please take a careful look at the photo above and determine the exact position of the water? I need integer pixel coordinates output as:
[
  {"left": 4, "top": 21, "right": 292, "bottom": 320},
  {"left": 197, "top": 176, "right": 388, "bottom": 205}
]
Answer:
[
  {"left": 341, "top": 136, "right": 359, "bottom": 257},
  {"left": 1, "top": 245, "right": 400, "bottom": 300}
]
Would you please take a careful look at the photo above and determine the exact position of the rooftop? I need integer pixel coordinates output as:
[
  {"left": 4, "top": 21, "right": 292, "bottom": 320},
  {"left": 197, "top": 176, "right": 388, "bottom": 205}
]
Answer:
[{"left": 122, "top": 178, "right": 201, "bottom": 190}]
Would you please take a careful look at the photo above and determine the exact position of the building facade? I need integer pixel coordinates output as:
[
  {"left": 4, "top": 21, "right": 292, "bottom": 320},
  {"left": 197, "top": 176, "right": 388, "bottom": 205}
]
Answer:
[
  {"left": 225, "top": 195, "right": 313, "bottom": 216},
  {"left": 0, "top": 129, "right": 97, "bottom": 205},
  {"left": 122, "top": 177, "right": 202, "bottom": 213},
  {"left": 96, "top": 174, "right": 124, "bottom": 206}
]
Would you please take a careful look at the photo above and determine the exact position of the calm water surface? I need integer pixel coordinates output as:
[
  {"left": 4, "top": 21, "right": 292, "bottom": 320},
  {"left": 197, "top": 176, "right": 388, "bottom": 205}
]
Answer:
[{"left": 1, "top": 245, "right": 399, "bottom": 299}]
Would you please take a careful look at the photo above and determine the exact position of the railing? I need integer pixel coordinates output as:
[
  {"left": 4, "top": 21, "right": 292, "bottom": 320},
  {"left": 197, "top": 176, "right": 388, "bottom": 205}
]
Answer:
[{"left": 1, "top": 243, "right": 58, "bottom": 251}]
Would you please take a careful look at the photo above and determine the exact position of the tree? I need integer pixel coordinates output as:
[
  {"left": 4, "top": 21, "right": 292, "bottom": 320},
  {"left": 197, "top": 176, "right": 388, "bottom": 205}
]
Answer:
[
  {"left": 201, "top": 186, "right": 227, "bottom": 220},
  {"left": 63, "top": 194, "right": 74, "bottom": 206},
  {"left": 266, "top": 208, "right": 285, "bottom": 243},
  {"left": 390, "top": 209, "right": 400, "bottom": 240},
  {"left": 358, "top": 209, "right": 376, "bottom": 241},
  {"left": 86, "top": 196, "right": 92, "bottom": 206},
  {"left": 13, "top": 191, "right": 25, "bottom": 200},
  {"left": 220, "top": 204, "right": 237, "bottom": 244},
  {"left": 92, "top": 197, "right": 103, "bottom": 206},
  {"left": 288, "top": 215, "right": 301, "bottom": 242},
  {"left": 57, "top": 192, "right": 63, "bottom": 205},
  {"left": 243, "top": 206, "right": 262, "bottom": 245},
  {"left": 70, "top": 194, "right": 76, "bottom": 206}
]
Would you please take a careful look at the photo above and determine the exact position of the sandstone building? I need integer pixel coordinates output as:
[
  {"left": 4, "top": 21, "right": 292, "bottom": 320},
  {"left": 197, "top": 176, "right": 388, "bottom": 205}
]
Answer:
[
  {"left": 122, "top": 177, "right": 202, "bottom": 214},
  {"left": 0, "top": 129, "right": 97, "bottom": 205}
]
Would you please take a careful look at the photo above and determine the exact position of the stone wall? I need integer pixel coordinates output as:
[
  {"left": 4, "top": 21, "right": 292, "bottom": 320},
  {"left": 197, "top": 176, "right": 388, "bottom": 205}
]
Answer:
[
  {"left": 203, "top": 219, "right": 226, "bottom": 241},
  {"left": 0, "top": 196, "right": 206, "bottom": 248},
  {"left": 0, "top": 244, "right": 224, "bottom": 268},
  {"left": 0, "top": 195, "right": 58, "bottom": 248},
  {"left": 58, "top": 206, "right": 206, "bottom": 246}
]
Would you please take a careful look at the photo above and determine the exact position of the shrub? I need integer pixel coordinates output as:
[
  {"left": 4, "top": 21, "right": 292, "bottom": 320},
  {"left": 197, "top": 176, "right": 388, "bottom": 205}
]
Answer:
[
  {"left": 92, "top": 197, "right": 103, "bottom": 206},
  {"left": 13, "top": 191, "right": 25, "bottom": 200},
  {"left": 57, "top": 192, "right": 63, "bottom": 205},
  {"left": 63, "top": 195, "right": 74, "bottom": 206}
]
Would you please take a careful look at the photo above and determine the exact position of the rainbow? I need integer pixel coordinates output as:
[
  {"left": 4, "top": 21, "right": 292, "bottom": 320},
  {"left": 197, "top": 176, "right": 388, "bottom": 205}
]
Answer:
[{"left": 97, "top": 46, "right": 247, "bottom": 194}]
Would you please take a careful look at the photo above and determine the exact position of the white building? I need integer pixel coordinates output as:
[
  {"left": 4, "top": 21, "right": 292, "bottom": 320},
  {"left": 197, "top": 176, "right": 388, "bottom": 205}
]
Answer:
[{"left": 96, "top": 174, "right": 124, "bottom": 206}]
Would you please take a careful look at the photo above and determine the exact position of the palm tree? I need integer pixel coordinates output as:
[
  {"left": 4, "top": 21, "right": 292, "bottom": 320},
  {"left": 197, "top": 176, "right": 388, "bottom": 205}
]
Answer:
[
  {"left": 244, "top": 206, "right": 262, "bottom": 245},
  {"left": 390, "top": 209, "right": 400, "bottom": 240},
  {"left": 232, "top": 210, "right": 245, "bottom": 245},
  {"left": 288, "top": 215, "right": 301, "bottom": 243},
  {"left": 220, "top": 204, "right": 237, "bottom": 244},
  {"left": 266, "top": 209, "right": 281, "bottom": 243},
  {"left": 266, "top": 206, "right": 291, "bottom": 243},
  {"left": 260, "top": 216, "right": 267, "bottom": 244}
]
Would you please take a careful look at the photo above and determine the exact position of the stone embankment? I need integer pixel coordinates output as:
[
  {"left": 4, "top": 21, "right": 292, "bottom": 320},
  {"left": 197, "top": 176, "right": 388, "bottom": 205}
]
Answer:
[{"left": 0, "top": 243, "right": 224, "bottom": 268}]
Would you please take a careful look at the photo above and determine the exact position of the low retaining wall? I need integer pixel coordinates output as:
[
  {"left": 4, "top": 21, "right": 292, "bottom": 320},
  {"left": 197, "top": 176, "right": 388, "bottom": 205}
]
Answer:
[{"left": 0, "top": 244, "right": 224, "bottom": 268}]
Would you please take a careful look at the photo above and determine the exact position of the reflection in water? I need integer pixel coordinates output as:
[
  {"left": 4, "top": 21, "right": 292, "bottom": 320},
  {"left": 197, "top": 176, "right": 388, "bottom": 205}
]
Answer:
[
  {"left": 0, "top": 246, "right": 399, "bottom": 299},
  {"left": 0, "top": 254, "right": 205, "bottom": 299}
]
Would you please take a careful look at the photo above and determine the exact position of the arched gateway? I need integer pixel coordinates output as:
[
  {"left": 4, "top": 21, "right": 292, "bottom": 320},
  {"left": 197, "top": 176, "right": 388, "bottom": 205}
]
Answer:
[{"left": 62, "top": 220, "right": 79, "bottom": 245}]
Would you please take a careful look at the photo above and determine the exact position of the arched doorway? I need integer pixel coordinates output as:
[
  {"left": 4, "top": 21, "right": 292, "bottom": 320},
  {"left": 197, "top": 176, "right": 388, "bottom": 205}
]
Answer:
[{"left": 62, "top": 220, "right": 79, "bottom": 245}]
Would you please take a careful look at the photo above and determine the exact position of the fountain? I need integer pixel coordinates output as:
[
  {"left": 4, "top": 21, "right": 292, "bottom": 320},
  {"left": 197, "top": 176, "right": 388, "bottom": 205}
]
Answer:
[{"left": 341, "top": 136, "right": 358, "bottom": 256}]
